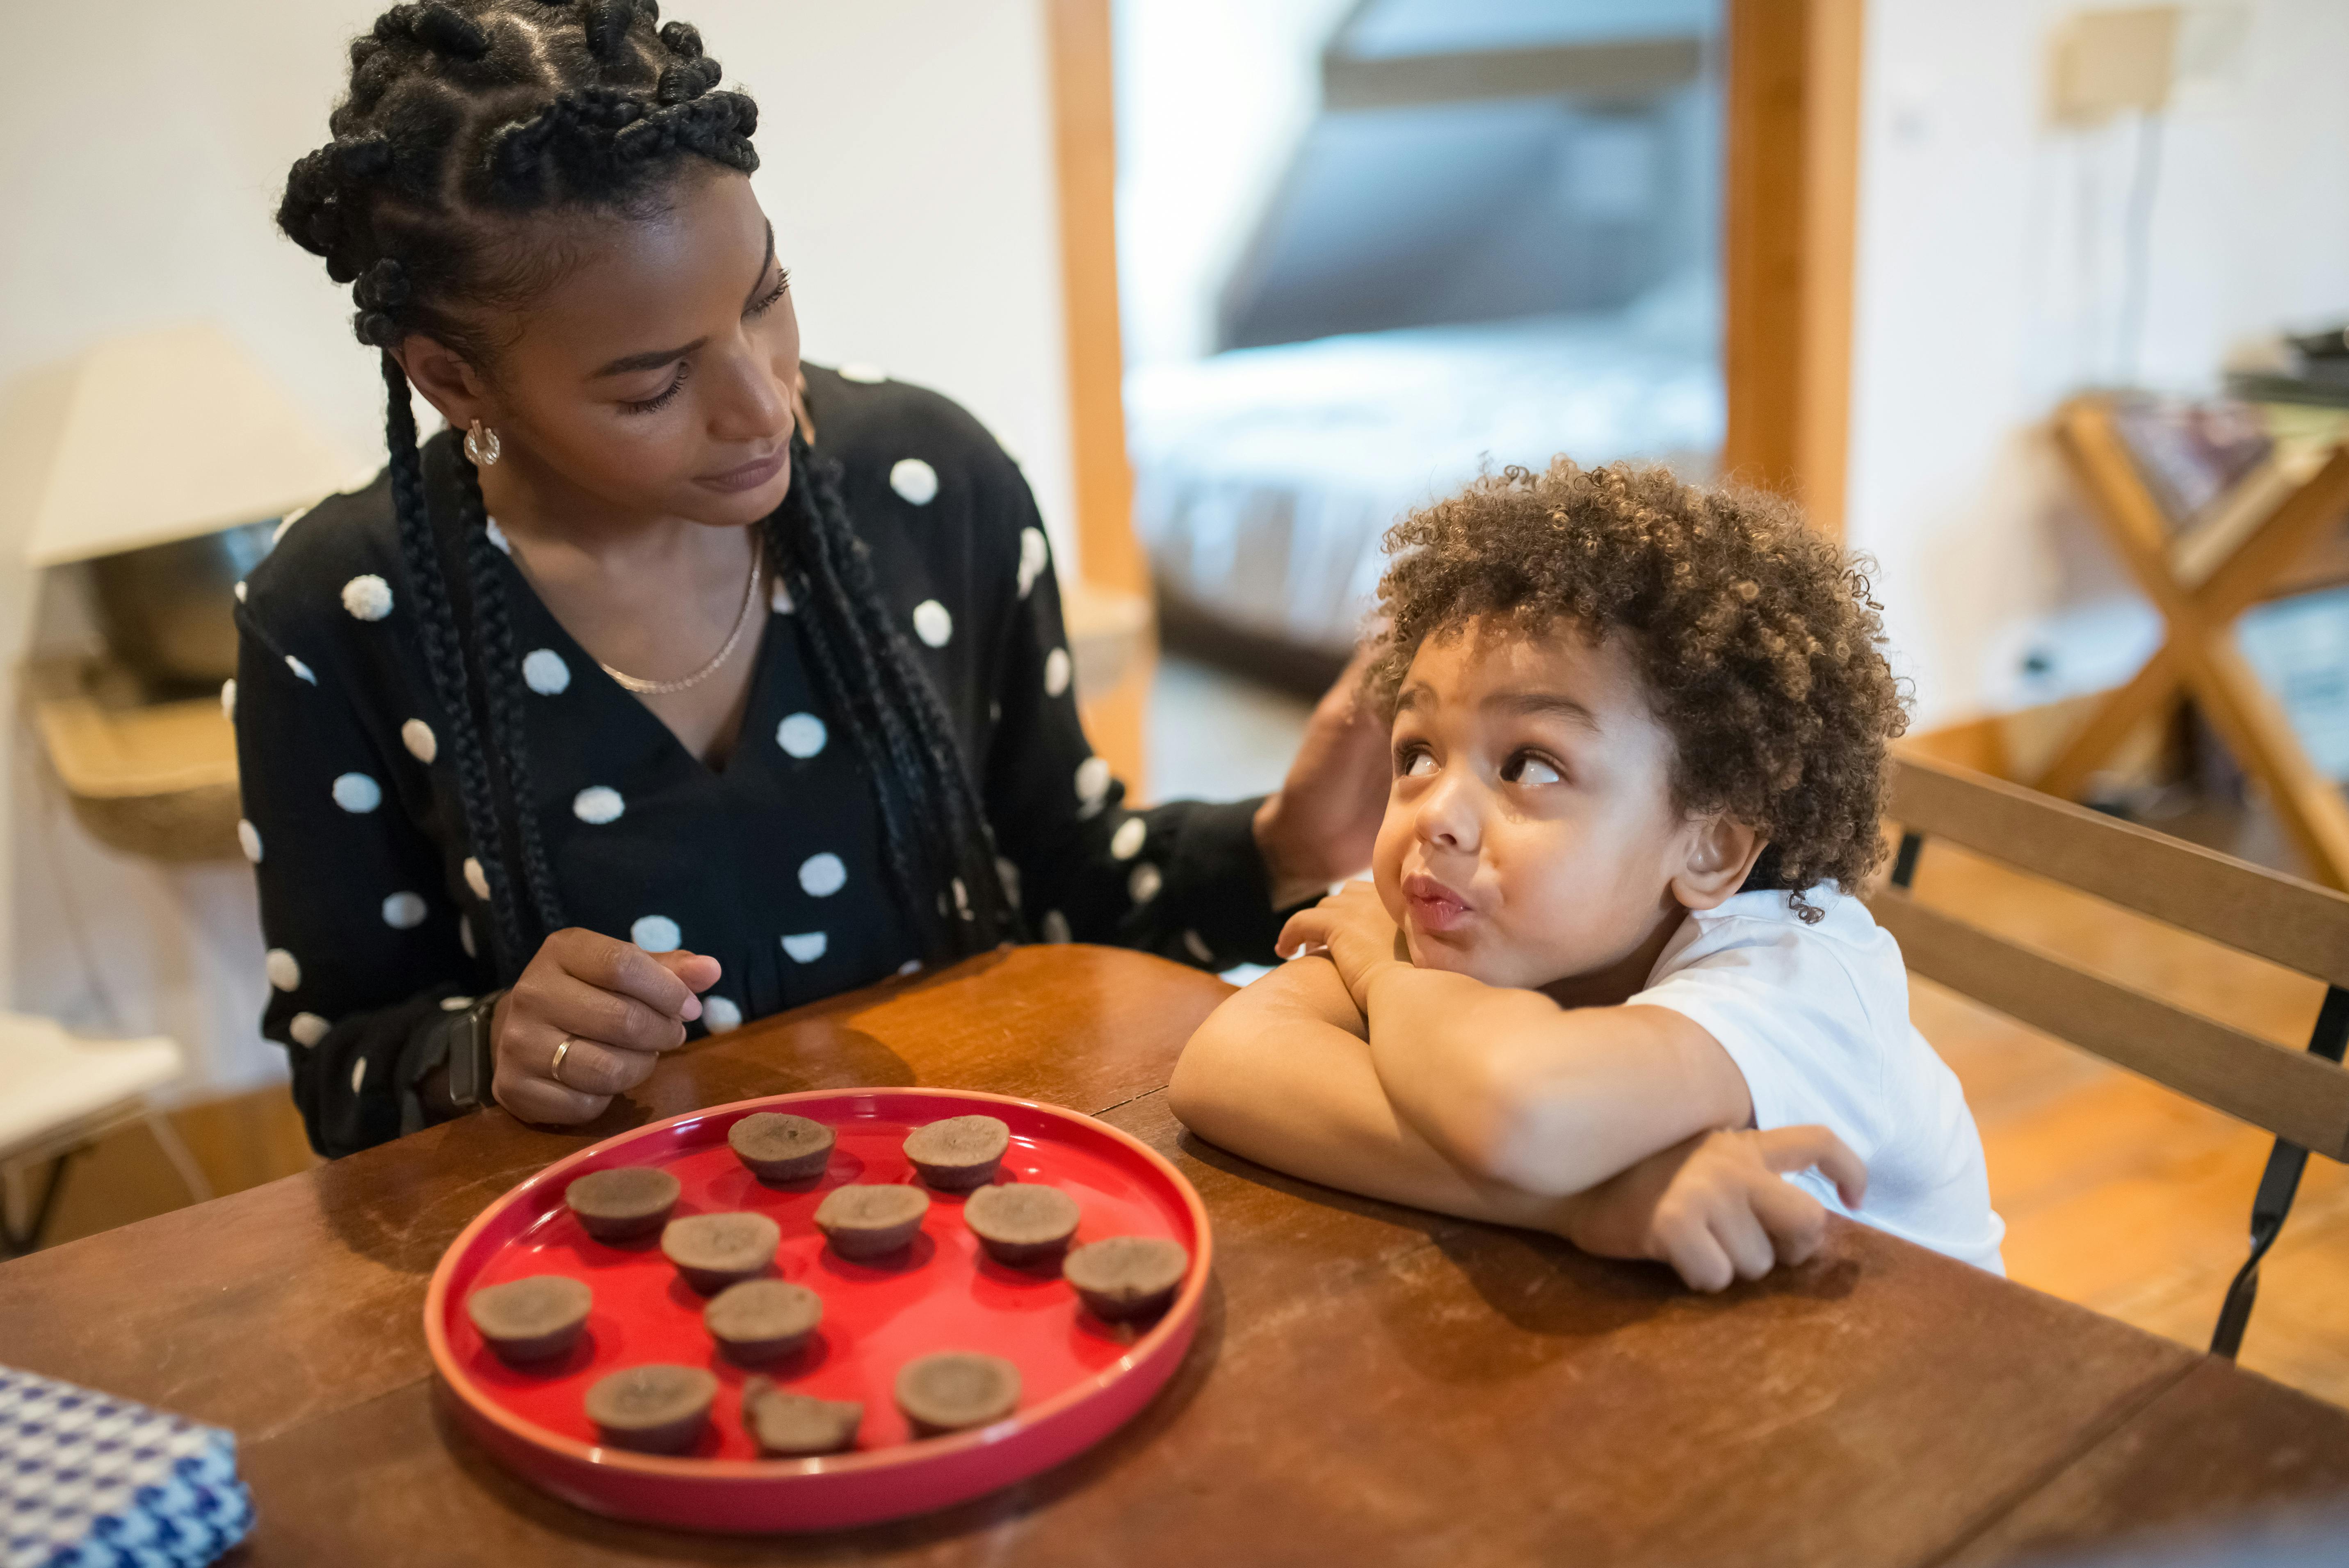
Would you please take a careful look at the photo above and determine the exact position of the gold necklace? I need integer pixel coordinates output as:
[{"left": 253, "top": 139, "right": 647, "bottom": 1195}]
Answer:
[{"left": 597, "top": 548, "right": 764, "bottom": 696}]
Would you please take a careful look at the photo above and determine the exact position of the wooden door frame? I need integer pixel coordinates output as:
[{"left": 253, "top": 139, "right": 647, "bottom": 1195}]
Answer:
[{"left": 1722, "top": 0, "right": 1866, "bottom": 541}]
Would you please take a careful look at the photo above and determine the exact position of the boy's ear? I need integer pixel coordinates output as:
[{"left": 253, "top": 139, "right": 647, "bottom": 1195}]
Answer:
[{"left": 1670, "top": 815, "right": 1765, "bottom": 911}]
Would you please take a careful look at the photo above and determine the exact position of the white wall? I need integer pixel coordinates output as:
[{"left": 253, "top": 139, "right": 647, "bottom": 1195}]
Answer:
[
  {"left": 1846, "top": 0, "right": 2349, "bottom": 730},
  {"left": 0, "top": 0, "right": 1075, "bottom": 1097}
]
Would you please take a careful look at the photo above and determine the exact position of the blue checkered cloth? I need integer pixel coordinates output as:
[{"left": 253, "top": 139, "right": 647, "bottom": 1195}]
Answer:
[{"left": 0, "top": 1367, "right": 252, "bottom": 1568}]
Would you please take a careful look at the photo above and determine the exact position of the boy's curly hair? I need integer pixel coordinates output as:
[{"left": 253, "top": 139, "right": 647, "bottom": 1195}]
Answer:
[{"left": 1367, "top": 459, "right": 1908, "bottom": 918}]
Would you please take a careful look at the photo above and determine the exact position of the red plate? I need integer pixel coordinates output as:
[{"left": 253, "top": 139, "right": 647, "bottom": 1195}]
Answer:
[{"left": 423, "top": 1088, "right": 1210, "bottom": 1532}]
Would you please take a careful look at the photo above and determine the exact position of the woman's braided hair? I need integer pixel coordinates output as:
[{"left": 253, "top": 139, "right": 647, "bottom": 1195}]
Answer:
[{"left": 279, "top": 0, "right": 1014, "bottom": 977}]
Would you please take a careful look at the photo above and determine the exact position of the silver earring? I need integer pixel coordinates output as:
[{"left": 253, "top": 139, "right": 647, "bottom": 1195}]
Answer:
[{"left": 464, "top": 419, "right": 502, "bottom": 467}]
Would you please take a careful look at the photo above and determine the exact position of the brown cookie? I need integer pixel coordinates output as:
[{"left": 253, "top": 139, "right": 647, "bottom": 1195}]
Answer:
[
  {"left": 727, "top": 1112, "right": 836, "bottom": 1185},
  {"left": 584, "top": 1364, "right": 717, "bottom": 1455},
  {"left": 660, "top": 1212, "right": 781, "bottom": 1294},
  {"left": 894, "top": 1351, "right": 1021, "bottom": 1436},
  {"left": 812, "top": 1184, "right": 930, "bottom": 1260},
  {"left": 962, "top": 1182, "right": 1080, "bottom": 1268},
  {"left": 703, "top": 1279, "right": 824, "bottom": 1364},
  {"left": 564, "top": 1166, "right": 680, "bottom": 1242},
  {"left": 740, "top": 1376, "right": 863, "bottom": 1457},
  {"left": 1063, "top": 1236, "right": 1190, "bottom": 1322},
  {"left": 466, "top": 1274, "right": 591, "bottom": 1364},
  {"left": 902, "top": 1115, "right": 1010, "bottom": 1191}
]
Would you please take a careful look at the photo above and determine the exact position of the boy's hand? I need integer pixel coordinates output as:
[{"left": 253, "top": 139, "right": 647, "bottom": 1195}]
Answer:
[
  {"left": 1278, "top": 880, "right": 1407, "bottom": 1009},
  {"left": 1561, "top": 1125, "right": 1867, "bottom": 1293}
]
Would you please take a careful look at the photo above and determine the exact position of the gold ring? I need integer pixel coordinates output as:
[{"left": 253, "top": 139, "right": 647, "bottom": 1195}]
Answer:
[{"left": 550, "top": 1036, "right": 575, "bottom": 1089}]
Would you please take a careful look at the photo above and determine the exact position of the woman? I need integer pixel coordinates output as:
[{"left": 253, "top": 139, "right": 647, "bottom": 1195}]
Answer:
[{"left": 243, "top": 0, "right": 1386, "bottom": 1157}]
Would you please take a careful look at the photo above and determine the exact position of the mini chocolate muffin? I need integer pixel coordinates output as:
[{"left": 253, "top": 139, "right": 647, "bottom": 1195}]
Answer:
[
  {"left": 812, "top": 1184, "right": 930, "bottom": 1260},
  {"left": 962, "top": 1182, "right": 1080, "bottom": 1268},
  {"left": 466, "top": 1275, "right": 592, "bottom": 1364},
  {"left": 728, "top": 1112, "right": 836, "bottom": 1185},
  {"left": 584, "top": 1364, "right": 717, "bottom": 1455},
  {"left": 902, "top": 1115, "right": 1010, "bottom": 1191},
  {"left": 660, "top": 1212, "right": 782, "bottom": 1294},
  {"left": 1063, "top": 1236, "right": 1190, "bottom": 1322},
  {"left": 703, "top": 1279, "right": 824, "bottom": 1364},
  {"left": 895, "top": 1351, "right": 1021, "bottom": 1436},
  {"left": 740, "top": 1376, "right": 862, "bottom": 1457},
  {"left": 565, "top": 1166, "right": 681, "bottom": 1242}
]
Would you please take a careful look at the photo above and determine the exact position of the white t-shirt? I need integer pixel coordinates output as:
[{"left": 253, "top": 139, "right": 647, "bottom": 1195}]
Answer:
[{"left": 1625, "top": 887, "right": 2007, "bottom": 1274}]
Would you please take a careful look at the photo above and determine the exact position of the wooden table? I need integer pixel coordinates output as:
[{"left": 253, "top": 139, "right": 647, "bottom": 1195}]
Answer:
[{"left": 5, "top": 947, "right": 2347, "bottom": 1565}]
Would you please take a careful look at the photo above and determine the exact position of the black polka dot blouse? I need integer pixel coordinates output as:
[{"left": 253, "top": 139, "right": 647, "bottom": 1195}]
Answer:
[{"left": 232, "top": 365, "right": 1287, "bottom": 1158}]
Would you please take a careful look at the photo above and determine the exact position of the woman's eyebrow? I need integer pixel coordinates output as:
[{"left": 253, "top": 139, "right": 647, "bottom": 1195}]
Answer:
[{"left": 587, "top": 226, "right": 778, "bottom": 379}]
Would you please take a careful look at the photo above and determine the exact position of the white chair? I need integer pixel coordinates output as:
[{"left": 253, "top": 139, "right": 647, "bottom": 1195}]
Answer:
[{"left": 0, "top": 1013, "right": 204, "bottom": 1256}]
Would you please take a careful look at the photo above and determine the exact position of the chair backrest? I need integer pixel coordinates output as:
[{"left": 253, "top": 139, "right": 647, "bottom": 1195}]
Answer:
[{"left": 1865, "top": 754, "right": 2349, "bottom": 1159}]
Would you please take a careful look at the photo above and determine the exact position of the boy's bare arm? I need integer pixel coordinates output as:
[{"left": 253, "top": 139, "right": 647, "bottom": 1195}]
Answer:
[
  {"left": 1285, "top": 884, "right": 1755, "bottom": 1196},
  {"left": 1168, "top": 956, "right": 1584, "bottom": 1234}
]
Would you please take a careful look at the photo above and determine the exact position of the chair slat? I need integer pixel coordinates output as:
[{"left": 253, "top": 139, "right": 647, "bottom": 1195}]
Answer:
[
  {"left": 1868, "top": 888, "right": 2349, "bottom": 1159},
  {"left": 1886, "top": 755, "right": 2349, "bottom": 990}
]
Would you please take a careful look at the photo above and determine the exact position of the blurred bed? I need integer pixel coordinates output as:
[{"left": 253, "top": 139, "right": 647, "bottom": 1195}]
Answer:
[{"left": 1129, "top": 276, "right": 1723, "bottom": 691}]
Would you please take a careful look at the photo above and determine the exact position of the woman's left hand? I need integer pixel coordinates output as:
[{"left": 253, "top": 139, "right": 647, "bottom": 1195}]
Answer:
[{"left": 1253, "top": 648, "right": 1392, "bottom": 908}]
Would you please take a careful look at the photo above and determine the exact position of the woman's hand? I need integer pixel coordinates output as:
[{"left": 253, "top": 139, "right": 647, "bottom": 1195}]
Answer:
[
  {"left": 1253, "top": 649, "right": 1392, "bottom": 909},
  {"left": 1559, "top": 1126, "right": 1867, "bottom": 1293},
  {"left": 491, "top": 928, "right": 722, "bottom": 1125},
  {"left": 1278, "top": 880, "right": 1408, "bottom": 1012}
]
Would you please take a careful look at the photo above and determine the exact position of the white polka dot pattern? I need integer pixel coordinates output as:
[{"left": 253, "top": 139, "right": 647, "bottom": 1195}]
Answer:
[
  {"left": 799, "top": 853, "right": 847, "bottom": 897},
  {"left": 220, "top": 679, "right": 237, "bottom": 721},
  {"left": 1043, "top": 648, "right": 1072, "bottom": 698},
  {"left": 781, "top": 931, "right": 827, "bottom": 963},
  {"left": 463, "top": 857, "right": 490, "bottom": 900},
  {"left": 522, "top": 648, "right": 570, "bottom": 695},
  {"left": 332, "top": 773, "right": 382, "bottom": 813},
  {"left": 1183, "top": 929, "right": 1215, "bottom": 965},
  {"left": 350, "top": 1057, "right": 368, "bottom": 1093},
  {"left": 776, "top": 713, "right": 827, "bottom": 758},
  {"left": 401, "top": 719, "right": 436, "bottom": 763},
  {"left": 290, "top": 1013, "right": 329, "bottom": 1048},
  {"left": 234, "top": 580, "right": 248, "bottom": 604},
  {"left": 341, "top": 574, "right": 393, "bottom": 621},
  {"left": 266, "top": 948, "right": 301, "bottom": 991},
  {"left": 1075, "top": 756, "right": 1112, "bottom": 806},
  {"left": 838, "top": 362, "right": 888, "bottom": 383},
  {"left": 382, "top": 891, "right": 428, "bottom": 929},
  {"left": 460, "top": 916, "right": 476, "bottom": 957},
  {"left": 286, "top": 655, "right": 316, "bottom": 685},
  {"left": 771, "top": 575, "right": 795, "bottom": 614},
  {"left": 573, "top": 786, "right": 624, "bottom": 824},
  {"left": 897, "top": 958, "right": 922, "bottom": 976},
  {"left": 441, "top": 995, "right": 474, "bottom": 1011},
  {"left": 995, "top": 856, "right": 1021, "bottom": 908},
  {"left": 912, "top": 600, "right": 952, "bottom": 648},
  {"left": 1109, "top": 817, "right": 1146, "bottom": 860},
  {"left": 1040, "top": 910, "right": 1072, "bottom": 944},
  {"left": 237, "top": 819, "right": 262, "bottom": 864},
  {"left": 1017, "top": 528, "right": 1048, "bottom": 598},
  {"left": 952, "top": 878, "right": 970, "bottom": 917},
  {"left": 702, "top": 994, "right": 743, "bottom": 1032},
  {"left": 1128, "top": 863, "right": 1162, "bottom": 904},
  {"left": 889, "top": 458, "right": 939, "bottom": 504},
  {"left": 485, "top": 516, "right": 511, "bottom": 555},
  {"left": 632, "top": 914, "right": 682, "bottom": 952}
]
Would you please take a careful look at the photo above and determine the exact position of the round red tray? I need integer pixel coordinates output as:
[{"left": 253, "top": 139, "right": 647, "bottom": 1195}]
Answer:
[{"left": 423, "top": 1087, "right": 1210, "bottom": 1532}]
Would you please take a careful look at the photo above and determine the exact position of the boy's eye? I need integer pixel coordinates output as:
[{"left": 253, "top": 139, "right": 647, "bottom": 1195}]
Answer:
[
  {"left": 1501, "top": 751, "right": 1564, "bottom": 786},
  {"left": 1396, "top": 747, "right": 1437, "bottom": 778}
]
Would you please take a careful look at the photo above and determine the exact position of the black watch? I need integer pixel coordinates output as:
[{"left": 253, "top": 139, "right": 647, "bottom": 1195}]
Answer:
[{"left": 447, "top": 989, "right": 506, "bottom": 1112}]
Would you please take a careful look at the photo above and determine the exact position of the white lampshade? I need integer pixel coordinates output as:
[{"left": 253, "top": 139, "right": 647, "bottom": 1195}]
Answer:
[{"left": 19, "top": 324, "right": 362, "bottom": 568}]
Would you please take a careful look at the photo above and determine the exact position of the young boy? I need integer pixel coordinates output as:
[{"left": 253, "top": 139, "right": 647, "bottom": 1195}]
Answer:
[{"left": 1169, "top": 459, "right": 2004, "bottom": 1290}]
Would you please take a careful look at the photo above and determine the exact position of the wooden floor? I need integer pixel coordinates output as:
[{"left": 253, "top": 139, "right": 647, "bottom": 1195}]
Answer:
[{"left": 18, "top": 658, "right": 2349, "bottom": 1410}]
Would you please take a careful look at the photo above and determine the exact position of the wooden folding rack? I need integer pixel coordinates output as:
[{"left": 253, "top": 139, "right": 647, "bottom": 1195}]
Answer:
[{"left": 2041, "top": 395, "right": 2349, "bottom": 888}]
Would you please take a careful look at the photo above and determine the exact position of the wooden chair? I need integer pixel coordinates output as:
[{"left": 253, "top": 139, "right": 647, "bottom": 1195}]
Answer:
[{"left": 1865, "top": 753, "right": 2349, "bottom": 1357}]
